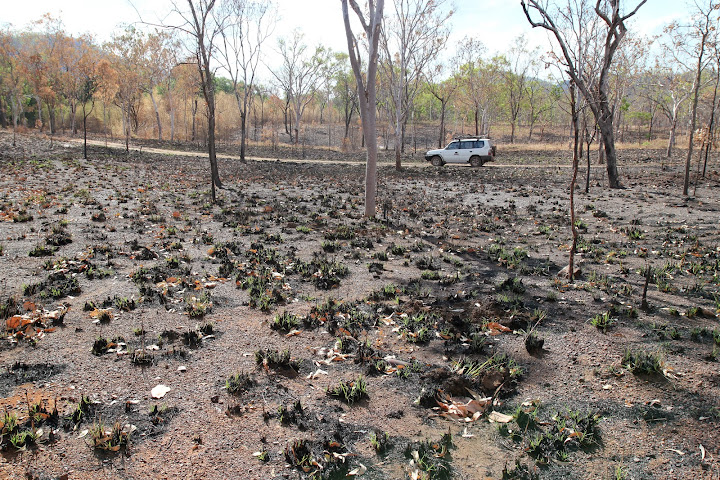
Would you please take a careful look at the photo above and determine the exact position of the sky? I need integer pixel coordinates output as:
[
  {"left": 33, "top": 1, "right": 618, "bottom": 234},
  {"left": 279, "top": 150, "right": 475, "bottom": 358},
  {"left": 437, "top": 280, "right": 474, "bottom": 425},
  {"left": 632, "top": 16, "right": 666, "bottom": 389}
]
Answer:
[{"left": 1, "top": 0, "right": 696, "bottom": 82}]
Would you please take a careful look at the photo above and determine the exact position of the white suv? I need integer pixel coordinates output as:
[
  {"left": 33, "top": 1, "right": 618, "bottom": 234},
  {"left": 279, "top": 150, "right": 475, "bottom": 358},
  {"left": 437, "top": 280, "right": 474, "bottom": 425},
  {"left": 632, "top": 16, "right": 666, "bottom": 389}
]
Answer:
[{"left": 424, "top": 137, "right": 496, "bottom": 167}]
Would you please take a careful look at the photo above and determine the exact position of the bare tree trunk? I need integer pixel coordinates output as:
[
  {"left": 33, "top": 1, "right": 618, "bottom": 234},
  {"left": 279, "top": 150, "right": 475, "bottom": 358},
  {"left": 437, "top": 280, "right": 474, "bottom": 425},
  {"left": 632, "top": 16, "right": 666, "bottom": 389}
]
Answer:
[
  {"left": 568, "top": 83, "right": 580, "bottom": 282},
  {"left": 598, "top": 119, "right": 621, "bottom": 188},
  {"left": 667, "top": 116, "right": 677, "bottom": 158},
  {"left": 124, "top": 102, "right": 130, "bottom": 152},
  {"left": 240, "top": 108, "right": 247, "bottom": 161},
  {"left": 394, "top": 109, "right": 402, "bottom": 171},
  {"left": 438, "top": 100, "right": 447, "bottom": 148},
  {"left": 702, "top": 69, "right": 719, "bottom": 178},
  {"left": 170, "top": 105, "right": 175, "bottom": 142},
  {"left": 10, "top": 94, "right": 18, "bottom": 147},
  {"left": 70, "top": 101, "right": 77, "bottom": 135},
  {"left": 34, "top": 95, "right": 44, "bottom": 131},
  {"left": 48, "top": 105, "right": 56, "bottom": 135},
  {"left": 83, "top": 106, "right": 88, "bottom": 159},
  {"left": 684, "top": 25, "right": 710, "bottom": 196},
  {"left": 149, "top": 90, "right": 162, "bottom": 140},
  {"left": 191, "top": 99, "right": 198, "bottom": 142},
  {"left": 342, "top": 0, "right": 384, "bottom": 218},
  {"left": 0, "top": 95, "right": 6, "bottom": 129},
  {"left": 103, "top": 102, "right": 108, "bottom": 147}
]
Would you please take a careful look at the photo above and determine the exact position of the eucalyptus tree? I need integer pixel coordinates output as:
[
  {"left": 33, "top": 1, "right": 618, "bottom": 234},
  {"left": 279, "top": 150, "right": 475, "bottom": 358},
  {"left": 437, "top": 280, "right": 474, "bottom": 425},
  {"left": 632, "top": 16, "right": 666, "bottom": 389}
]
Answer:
[
  {"left": 341, "top": 0, "right": 384, "bottom": 217},
  {"left": 272, "top": 30, "right": 328, "bottom": 145},
  {"left": 425, "top": 62, "right": 458, "bottom": 148},
  {"left": 662, "top": 0, "right": 719, "bottom": 195},
  {"left": 503, "top": 36, "right": 538, "bottom": 143},
  {"left": 217, "top": 0, "right": 276, "bottom": 160},
  {"left": 379, "top": 0, "right": 452, "bottom": 170},
  {"left": 521, "top": 0, "right": 648, "bottom": 189}
]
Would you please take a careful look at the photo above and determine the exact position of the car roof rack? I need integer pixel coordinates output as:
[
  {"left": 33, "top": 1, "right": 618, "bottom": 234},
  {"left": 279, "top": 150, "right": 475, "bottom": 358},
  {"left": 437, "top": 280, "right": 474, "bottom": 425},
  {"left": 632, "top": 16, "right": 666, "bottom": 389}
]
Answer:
[{"left": 453, "top": 135, "right": 490, "bottom": 140}]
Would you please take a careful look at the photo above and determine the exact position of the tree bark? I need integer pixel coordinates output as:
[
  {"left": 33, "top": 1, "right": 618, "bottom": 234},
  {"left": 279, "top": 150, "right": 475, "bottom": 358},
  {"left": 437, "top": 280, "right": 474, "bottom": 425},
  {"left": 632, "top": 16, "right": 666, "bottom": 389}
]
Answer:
[
  {"left": 0, "top": 95, "right": 6, "bottom": 129},
  {"left": 149, "top": 89, "right": 163, "bottom": 140},
  {"left": 702, "top": 62, "right": 719, "bottom": 178},
  {"left": 438, "top": 100, "right": 447, "bottom": 148},
  {"left": 83, "top": 104, "right": 88, "bottom": 160},
  {"left": 568, "top": 83, "right": 580, "bottom": 282},
  {"left": 342, "top": 0, "right": 384, "bottom": 218}
]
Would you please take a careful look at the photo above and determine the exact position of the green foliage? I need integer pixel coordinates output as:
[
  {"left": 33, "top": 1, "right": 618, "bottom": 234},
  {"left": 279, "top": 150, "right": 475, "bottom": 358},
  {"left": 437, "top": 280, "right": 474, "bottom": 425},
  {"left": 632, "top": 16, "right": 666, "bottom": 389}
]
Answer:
[
  {"left": 327, "top": 375, "right": 368, "bottom": 404},
  {"left": 255, "top": 348, "right": 298, "bottom": 370},
  {"left": 369, "top": 430, "right": 391, "bottom": 454},
  {"left": 622, "top": 348, "right": 663, "bottom": 375},
  {"left": 403, "top": 432, "right": 454, "bottom": 480},
  {"left": 590, "top": 311, "right": 616, "bottom": 333},
  {"left": 501, "top": 403, "right": 601, "bottom": 465},
  {"left": 270, "top": 311, "right": 301, "bottom": 332},
  {"left": 225, "top": 372, "right": 254, "bottom": 395},
  {"left": 87, "top": 419, "right": 130, "bottom": 452}
]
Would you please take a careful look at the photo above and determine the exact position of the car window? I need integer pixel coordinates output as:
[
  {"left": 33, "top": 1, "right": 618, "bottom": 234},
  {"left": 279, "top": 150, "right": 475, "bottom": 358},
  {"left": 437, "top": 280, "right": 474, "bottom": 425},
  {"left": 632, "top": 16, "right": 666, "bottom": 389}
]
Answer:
[
  {"left": 446, "top": 142, "right": 459, "bottom": 150},
  {"left": 476, "top": 140, "right": 485, "bottom": 148},
  {"left": 460, "top": 141, "right": 473, "bottom": 149}
]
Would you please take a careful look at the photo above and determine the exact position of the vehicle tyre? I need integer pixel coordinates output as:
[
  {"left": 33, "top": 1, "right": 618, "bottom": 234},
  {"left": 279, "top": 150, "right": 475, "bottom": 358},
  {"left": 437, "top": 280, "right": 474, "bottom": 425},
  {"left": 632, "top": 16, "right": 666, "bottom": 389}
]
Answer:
[
  {"left": 431, "top": 156, "right": 443, "bottom": 167},
  {"left": 470, "top": 156, "right": 482, "bottom": 168}
]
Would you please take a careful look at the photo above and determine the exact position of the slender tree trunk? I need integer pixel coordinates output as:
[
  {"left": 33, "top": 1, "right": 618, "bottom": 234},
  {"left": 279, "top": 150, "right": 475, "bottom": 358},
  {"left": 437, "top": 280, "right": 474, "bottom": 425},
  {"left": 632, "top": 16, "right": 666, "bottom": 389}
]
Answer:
[
  {"left": 394, "top": 108, "right": 402, "bottom": 171},
  {"left": 149, "top": 89, "right": 162, "bottom": 140},
  {"left": 208, "top": 101, "right": 221, "bottom": 193},
  {"left": 82, "top": 104, "right": 88, "bottom": 160},
  {"left": 34, "top": 95, "right": 44, "bottom": 130},
  {"left": 438, "top": 101, "right": 447, "bottom": 148},
  {"left": 70, "top": 100, "right": 77, "bottom": 135},
  {"left": 293, "top": 103, "right": 301, "bottom": 146},
  {"left": 528, "top": 116, "right": 535, "bottom": 141},
  {"left": 48, "top": 105, "right": 56, "bottom": 134},
  {"left": 684, "top": 40, "right": 707, "bottom": 196},
  {"left": 124, "top": 103, "right": 130, "bottom": 152},
  {"left": 170, "top": 104, "right": 175, "bottom": 142},
  {"left": 474, "top": 108, "right": 479, "bottom": 136},
  {"left": 568, "top": 83, "right": 580, "bottom": 282},
  {"left": 240, "top": 110, "right": 247, "bottom": 161},
  {"left": 702, "top": 71, "right": 719, "bottom": 178},
  {"left": 103, "top": 102, "right": 108, "bottom": 147},
  {"left": 667, "top": 116, "right": 677, "bottom": 158},
  {"left": 0, "top": 95, "right": 6, "bottom": 129},
  {"left": 585, "top": 135, "right": 592, "bottom": 193},
  {"left": 191, "top": 99, "right": 198, "bottom": 142},
  {"left": 10, "top": 94, "right": 19, "bottom": 147}
]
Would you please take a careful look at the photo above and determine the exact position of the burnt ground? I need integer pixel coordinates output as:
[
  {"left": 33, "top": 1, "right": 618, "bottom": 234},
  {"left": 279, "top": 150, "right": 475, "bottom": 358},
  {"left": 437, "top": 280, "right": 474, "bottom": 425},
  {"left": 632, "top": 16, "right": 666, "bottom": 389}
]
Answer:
[{"left": 0, "top": 130, "right": 719, "bottom": 480}]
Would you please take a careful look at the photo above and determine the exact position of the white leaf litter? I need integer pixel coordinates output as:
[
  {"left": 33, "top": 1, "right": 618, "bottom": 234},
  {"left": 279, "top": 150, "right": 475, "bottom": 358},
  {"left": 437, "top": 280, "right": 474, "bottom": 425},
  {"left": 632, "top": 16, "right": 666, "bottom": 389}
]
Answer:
[
  {"left": 151, "top": 384, "right": 171, "bottom": 399},
  {"left": 347, "top": 463, "right": 367, "bottom": 476}
]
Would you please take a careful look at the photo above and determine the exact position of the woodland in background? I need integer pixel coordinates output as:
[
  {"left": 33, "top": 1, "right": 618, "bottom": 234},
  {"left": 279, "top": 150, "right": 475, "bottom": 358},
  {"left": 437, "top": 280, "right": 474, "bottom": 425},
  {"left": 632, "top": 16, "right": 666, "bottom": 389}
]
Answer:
[{"left": 0, "top": 1, "right": 718, "bottom": 165}]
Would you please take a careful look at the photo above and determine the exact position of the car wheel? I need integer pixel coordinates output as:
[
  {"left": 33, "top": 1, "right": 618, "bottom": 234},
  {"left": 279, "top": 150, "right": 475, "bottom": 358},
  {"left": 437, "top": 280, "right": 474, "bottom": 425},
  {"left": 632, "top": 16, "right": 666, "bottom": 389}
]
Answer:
[
  {"left": 431, "top": 156, "right": 443, "bottom": 167},
  {"left": 470, "top": 156, "right": 482, "bottom": 168}
]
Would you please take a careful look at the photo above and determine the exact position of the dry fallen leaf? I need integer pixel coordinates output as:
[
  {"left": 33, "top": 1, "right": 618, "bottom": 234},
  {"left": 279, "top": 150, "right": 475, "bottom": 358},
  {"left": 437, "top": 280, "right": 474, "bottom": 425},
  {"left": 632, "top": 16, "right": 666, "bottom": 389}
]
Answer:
[
  {"left": 488, "top": 411, "right": 513, "bottom": 423},
  {"left": 306, "top": 368, "right": 328, "bottom": 380},
  {"left": 347, "top": 463, "right": 367, "bottom": 476},
  {"left": 151, "top": 384, "right": 171, "bottom": 399}
]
